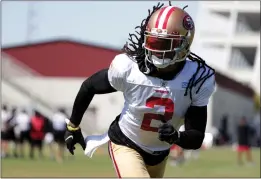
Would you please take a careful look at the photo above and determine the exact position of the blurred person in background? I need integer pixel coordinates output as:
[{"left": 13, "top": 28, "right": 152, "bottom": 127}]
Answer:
[
  {"left": 64, "top": 2, "right": 216, "bottom": 178},
  {"left": 169, "top": 125, "right": 185, "bottom": 166},
  {"left": 52, "top": 107, "right": 67, "bottom": 163},
  {"left": 250, "top": 113, "right": 260, "bottom": 147},
  {"left": 1, "top": 104, "right": 10, "bottom": 158},
  {"left": 15, "top": 108, "right": 31, "bottom": 158},
  {"left": 43, "top": 117, "right": 55, "bottom": 160},
  {"left": 236, "top": 116, "right": 255, "bottom": 166},
  {"left": 169, "top": 125, "right": 213, "bottom": 166},
  {"left": 5, "top": 107, "right": 19, "bottom": 158},
  {"left": 254, "top": 116, "right": 260, "bottom": 147},
  {"left": 29, "top": 111, "right": 45, "bottom": 159},
  {"left": 169, "top": 145, "right": 185, "bottom": 166},
  {"left": 216, "top": 115, "right": 230, "bottom": 145}
]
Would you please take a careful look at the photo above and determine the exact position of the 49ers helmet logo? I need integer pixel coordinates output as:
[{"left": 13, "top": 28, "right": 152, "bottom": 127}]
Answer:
[{"left": 183, "top": 15, "right": 194, "bottom": 30}]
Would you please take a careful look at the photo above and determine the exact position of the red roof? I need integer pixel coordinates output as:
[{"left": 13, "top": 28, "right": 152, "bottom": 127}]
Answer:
[
  {"left": 2, "top": 39, "right": 254, "bottom": 98},
  {"left": 2, "top": 39, "right": 121, "bottom": 77}
]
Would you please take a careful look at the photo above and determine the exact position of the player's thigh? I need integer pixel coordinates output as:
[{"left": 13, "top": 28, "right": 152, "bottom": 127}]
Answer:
[
  {"left": 146, "top": 156, "right": 168, "bottom": 178},
  {"left": 108, "top": 141, "right": 150, "bottom": 178},
  {"left": 24, "top": 130, "right": 31, "bottom": 142},
  {"left": 18, "top": 133, "right": 24, "bottom": 144}
]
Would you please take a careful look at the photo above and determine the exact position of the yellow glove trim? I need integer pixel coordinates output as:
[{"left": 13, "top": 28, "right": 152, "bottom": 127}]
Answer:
[{"left": 67, "top": 125, "right": 80, "bottom": 131}]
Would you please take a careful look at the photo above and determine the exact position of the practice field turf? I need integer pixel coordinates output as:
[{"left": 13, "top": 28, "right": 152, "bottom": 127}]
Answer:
[{"left": 1, "top": 145, "right": 260, "bottom": 178}]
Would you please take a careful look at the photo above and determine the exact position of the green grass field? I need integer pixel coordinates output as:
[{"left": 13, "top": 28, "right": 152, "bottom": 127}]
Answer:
[{"left": 1, "top": 144, "right": 260, "bottom": 178}]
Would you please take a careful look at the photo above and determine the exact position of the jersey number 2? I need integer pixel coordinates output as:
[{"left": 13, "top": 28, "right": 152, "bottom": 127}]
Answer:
[{"left": 140, "top": 96, "right": 174, "bottom": 132}]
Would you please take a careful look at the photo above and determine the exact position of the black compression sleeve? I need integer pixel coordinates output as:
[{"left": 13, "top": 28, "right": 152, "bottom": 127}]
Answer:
[
  {"left": 70, "top": 69, "right": 117, "bottom": 126},
  {"left": 175, "top": 105, "right": 207, "bottom": 149}
]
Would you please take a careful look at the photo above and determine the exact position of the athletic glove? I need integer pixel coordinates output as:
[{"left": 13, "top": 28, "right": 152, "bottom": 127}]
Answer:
[
  {"left": 158, "top": 122, "right": 180, "bottom": 144},
  {"left": 64, "top": 122, "right": 86, "bottom": 155}
]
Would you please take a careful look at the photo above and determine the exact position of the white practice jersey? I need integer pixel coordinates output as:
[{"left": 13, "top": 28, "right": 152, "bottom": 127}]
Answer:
[
  {"left": 15, "top": 112, "right": 30, "bottom": 131},
  {"left": 108, "top": 54, "right": 215, "bottom": 153},
  {"left": 52, "top": 112, "right": 67, "bottom": 131}
]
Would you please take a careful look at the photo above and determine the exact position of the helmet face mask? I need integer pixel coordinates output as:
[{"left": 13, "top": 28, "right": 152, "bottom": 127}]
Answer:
[
  {"left": 144, "top": 31, "right": 190, "bottom": 68},
  {"left": 144, "top": 6, "right": 195, "bottom": 69}
]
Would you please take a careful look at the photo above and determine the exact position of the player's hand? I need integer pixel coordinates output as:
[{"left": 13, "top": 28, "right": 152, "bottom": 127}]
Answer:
[
  {"left": 158, "top": 122, "right": 180, "bottom": 144},
  {"left": 64, "top": 124, "right": 86, "bottom": 155}
]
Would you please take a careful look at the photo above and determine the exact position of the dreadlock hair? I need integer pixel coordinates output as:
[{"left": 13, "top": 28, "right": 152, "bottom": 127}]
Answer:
[
  {"left": 122, "top": 2, "right": 215, "bottom": 100},
  {"left": 186, "top": 52, "right": 215, "bottom": 99},
  {"left": 123, "top": 2, "right": 164, "bottom": 59}
]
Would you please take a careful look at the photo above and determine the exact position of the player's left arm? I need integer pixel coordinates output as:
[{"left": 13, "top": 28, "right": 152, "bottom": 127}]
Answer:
[
  {"left": 175, "top": 105, "right": 207, "bottom": 149},
  {"left": 176, "top": 75, "right": 216, "bottom": 149},
  {"left": 158, "top": 74, "right": 216, "bottom": 150}
]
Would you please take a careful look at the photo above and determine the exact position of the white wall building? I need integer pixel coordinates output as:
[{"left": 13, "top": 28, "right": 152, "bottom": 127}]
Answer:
[{"left": 192, "top": 1, "right": 260, "bottom": 94}]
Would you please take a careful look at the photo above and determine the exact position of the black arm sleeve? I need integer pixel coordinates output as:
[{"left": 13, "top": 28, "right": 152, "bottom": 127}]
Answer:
[
  {"left": 175, "top": 105, "right": 207, "bottom": 150},
  {"left": 70, "top": 69, "right": 117, "bottom": 126}
]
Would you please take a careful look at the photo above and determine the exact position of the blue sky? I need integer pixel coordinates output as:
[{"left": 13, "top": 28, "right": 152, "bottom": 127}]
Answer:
[{"left": 2, "top": 1, "right": 198, "bottom": 48}]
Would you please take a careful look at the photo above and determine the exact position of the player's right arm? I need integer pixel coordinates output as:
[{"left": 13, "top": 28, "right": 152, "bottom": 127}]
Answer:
[
  {"left": 69, "top": 68, "right": 117, "bottom": 127},
  {"left": 65, "top": 54, "right": 130, "bottom": 154},
  {"left": 65, "top": 68, "right": 117, "bottom": 154}
]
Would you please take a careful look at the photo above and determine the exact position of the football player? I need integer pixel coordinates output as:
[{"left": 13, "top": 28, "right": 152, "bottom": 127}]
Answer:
[{"left": 64, "top": 2, "right": 216, "bottom": 178}]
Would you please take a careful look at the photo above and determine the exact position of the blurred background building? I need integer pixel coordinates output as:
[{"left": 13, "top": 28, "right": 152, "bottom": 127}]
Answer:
[
  {"left": 193, "top": 1, "right": 260, "bottom": 94},
  {"left": 192, "top": 1, "right": 260, "bottom": 143},
  {"left": 2, "top": 40, "right": 124, "bottom": 135}
]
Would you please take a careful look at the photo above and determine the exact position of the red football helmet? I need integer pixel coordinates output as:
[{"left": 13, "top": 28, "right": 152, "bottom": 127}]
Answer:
[{"left": 144, "top": 6, "right": 195, "bottom": 69}]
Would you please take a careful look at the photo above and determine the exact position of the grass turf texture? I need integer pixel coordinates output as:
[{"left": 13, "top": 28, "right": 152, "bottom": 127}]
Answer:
[{"left": 1, "top": 144, "right": 260, "bottom": 177}]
